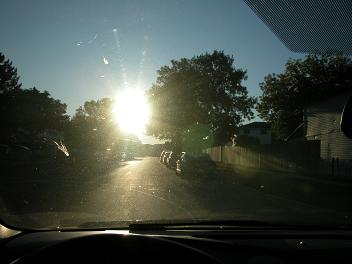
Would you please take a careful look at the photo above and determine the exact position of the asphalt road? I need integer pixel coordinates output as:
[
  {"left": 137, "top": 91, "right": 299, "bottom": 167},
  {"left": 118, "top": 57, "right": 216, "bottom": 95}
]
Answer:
[{"left": 1, "top": 157, "right": 350, "bottom": 229}]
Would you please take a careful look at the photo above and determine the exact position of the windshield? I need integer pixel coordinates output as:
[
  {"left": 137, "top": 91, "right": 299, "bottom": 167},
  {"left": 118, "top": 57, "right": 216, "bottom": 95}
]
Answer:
[{"left": 1, "top": 0, "right": 352, "bottom": 230}]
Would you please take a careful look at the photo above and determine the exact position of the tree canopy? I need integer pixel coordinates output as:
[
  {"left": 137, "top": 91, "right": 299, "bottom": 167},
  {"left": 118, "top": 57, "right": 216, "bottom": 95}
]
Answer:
[
  {"left": 65, "top": 98, "right": 143, "bottom": 157},
  {"left": 146, "top": 50, "right": 255, "bottom": 151},
  {"left": 0, "top": 52, "right": 21, "bottom": 93},
  {"left": 0, "top": 53, "right": 69, "bottom": 144},
  {"left": 257, "top": 52, "right": 352, "bottom": 140},
  {"left": 65, "top": 98, "right": 120, "bottom": 151},
  {"left": 10, "top": 88, "right": 68, "bottom": 131},
  {"left": 1, "top": 87, "right": 69, "bottom": 144}
]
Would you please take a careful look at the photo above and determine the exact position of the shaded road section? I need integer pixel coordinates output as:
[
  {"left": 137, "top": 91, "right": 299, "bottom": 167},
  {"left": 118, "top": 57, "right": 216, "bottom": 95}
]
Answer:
[{"left": 1, "top": 157, "right": 351, "bottom": 229}]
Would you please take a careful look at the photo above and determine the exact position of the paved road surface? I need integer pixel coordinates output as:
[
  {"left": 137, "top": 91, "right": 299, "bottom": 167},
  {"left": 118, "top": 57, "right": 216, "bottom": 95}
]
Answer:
[{"left": 1, "top": 157, "right": 349, "bottom": 229}]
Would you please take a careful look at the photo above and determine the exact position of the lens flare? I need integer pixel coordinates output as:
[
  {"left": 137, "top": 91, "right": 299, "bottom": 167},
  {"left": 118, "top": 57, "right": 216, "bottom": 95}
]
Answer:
[{"left": 113, "top": 89, "right": 150, "bottom": 136}]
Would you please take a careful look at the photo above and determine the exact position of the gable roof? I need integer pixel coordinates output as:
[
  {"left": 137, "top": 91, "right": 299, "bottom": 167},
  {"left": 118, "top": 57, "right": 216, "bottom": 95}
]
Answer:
[{"left": 305, "top": 90, "right": 352, "bottom": 108}]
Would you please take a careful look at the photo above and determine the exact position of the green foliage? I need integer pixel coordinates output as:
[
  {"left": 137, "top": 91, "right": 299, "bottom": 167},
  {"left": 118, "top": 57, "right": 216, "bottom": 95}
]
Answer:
[
  {"left": 146, "top": 50, "right": 256, "bottom": 149},
  {"left": 0, "top": 87, "right": 69, "bottom": 143},
  {"left": 65, "top": 98, "right": 120, "bottom": 152},
  {"left": 0, "top": 52, "right": 21, "bottom": 92},
  {"left": 182, "top": 124, "right": 214, "bottom": 155},
  {"left": 257, "top": 52, "right": 352, "bottom": 140},
  {"left": 0, "top": 53, "right": 69, "bottom": 144}
]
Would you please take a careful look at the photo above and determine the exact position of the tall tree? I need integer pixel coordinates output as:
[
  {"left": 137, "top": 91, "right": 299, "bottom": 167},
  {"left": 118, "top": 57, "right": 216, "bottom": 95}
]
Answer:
[
  {"left": 257, "top": 52, "right": 352, "bottom": 140},
  {"left": 0, "top": 52, "right": 21, "bottom": 93},
  {"left": 146, "top": 50, "right": 255, "bottom": 151},
  {"left": 66, "top": 98, "right": 120, "bottom": 152},
  {"left": 0, "top": 53, "right": 69, "bottom": 143},
  {"left": 2, "top": 87, "right": 69, "bottom": 143}
]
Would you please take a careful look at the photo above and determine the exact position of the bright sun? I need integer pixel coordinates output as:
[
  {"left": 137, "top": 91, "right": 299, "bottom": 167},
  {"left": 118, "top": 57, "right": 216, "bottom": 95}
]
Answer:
[{"left": 113, "top": 89, "right": 150, "bottom": 135}]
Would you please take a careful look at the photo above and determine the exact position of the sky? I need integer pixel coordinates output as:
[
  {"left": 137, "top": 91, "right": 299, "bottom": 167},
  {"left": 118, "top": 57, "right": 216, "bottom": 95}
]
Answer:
[{"left": 0, "top": 0, "right": 303, "bottom": 144}]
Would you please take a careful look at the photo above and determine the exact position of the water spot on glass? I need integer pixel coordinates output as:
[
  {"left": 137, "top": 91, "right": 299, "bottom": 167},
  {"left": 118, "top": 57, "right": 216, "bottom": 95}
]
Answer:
[
  {"left": 113, "top": 28, "right": 118, "bottom": 33},
  {"left": 299, "top": 241, "right": 306, "bottom": 246},
  {"left": 87, "top": 34, "right": 98, "bottom": 44},
  {"left": 103, "top": 56, "right": 109, "bottom": 65},
  {"left": 53, "top": 140, "right": 69, "bottom": 157},
  {"left": 260, "top": 185, "right": 264, "bottom": 189}
]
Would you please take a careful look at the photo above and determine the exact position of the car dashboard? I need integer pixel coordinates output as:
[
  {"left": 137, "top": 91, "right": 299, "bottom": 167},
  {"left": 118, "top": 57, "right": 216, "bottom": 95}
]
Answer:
[{"left": 1, "top": 227, "right": 352, "bottom": 264}]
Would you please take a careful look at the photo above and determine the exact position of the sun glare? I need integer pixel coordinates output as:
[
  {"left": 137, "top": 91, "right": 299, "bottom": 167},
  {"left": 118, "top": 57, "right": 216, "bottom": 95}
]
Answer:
[{"left": 113, "top": 89, "right": 150, "bottom": 135}]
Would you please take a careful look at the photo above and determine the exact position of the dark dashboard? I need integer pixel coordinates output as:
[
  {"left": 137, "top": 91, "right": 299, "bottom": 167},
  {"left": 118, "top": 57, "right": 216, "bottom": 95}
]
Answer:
[{"left": 2, "top": 228, "right": 352, "bottom": 263}]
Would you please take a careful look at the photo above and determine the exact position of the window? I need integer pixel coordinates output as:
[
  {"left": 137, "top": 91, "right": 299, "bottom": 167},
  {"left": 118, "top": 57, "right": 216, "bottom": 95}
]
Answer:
[{"left": 1, "top": 0, "right": 351, "bottom": 231}]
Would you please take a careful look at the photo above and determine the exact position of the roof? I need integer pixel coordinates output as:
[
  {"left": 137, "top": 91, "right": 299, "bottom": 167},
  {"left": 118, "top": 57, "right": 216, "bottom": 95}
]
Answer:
[
  {"left": 239, "top": 122, "right": 271, "bottom": 130},
  {"left": 305, "top": 90, "right": 352, "bottom": 108}
]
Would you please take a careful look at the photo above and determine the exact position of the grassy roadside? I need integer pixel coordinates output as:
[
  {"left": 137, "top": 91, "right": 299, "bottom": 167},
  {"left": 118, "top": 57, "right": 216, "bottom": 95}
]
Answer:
[{"left": 216, "top": 163, "right": 352, "bottom": 213}]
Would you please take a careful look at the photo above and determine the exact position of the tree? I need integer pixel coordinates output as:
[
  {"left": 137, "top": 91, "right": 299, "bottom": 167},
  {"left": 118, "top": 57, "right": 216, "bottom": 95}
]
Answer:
[
  {"left": 257, "top": 52, "right": 352, "bottom": 140},
  {"left": 0, "top": 53, "right": 69, "bottom": 143},
  {"left": 146, "top": 50, "right": 255, "bottom": 151},
  {"left": 65, "top": 98, "right": 120, "bottom": 152},
  {"left": 1, "top": 87, "right": 69, "bottom": 143},
  {"left": 0, "top": 52, "right": 21, "bottom": 93}
]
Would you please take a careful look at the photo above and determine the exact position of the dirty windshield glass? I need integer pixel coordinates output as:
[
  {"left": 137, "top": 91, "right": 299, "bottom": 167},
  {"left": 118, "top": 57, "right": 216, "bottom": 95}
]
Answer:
[{"left": 1, "top": 0, "right": 352, "bottom": 230}]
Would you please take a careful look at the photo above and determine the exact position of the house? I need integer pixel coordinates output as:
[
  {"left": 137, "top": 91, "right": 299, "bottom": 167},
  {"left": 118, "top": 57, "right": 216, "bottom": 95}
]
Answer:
[
  {"left": 236, "top": 121, "right": 272, "bottom": 145},
  {"left": 304, "top": 91, "right": 352, "bottom": 178}
]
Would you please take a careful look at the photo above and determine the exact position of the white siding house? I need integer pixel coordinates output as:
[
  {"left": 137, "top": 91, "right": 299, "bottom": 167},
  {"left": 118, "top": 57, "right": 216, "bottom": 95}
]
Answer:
[{"left": 305, "top": 91, "right": 352, "bottom": 178}]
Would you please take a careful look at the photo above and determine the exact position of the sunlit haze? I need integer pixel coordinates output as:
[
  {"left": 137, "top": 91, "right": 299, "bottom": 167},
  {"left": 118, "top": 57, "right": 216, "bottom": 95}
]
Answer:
[
  {"left": 1, "top": 0, "right": 351, "bottom": 234},
  {"left": 113, "top": 89, "right": 150, "bottom": 138},
  {"left": 0, "top": 0, "right": 303, "bottom": 145}
]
